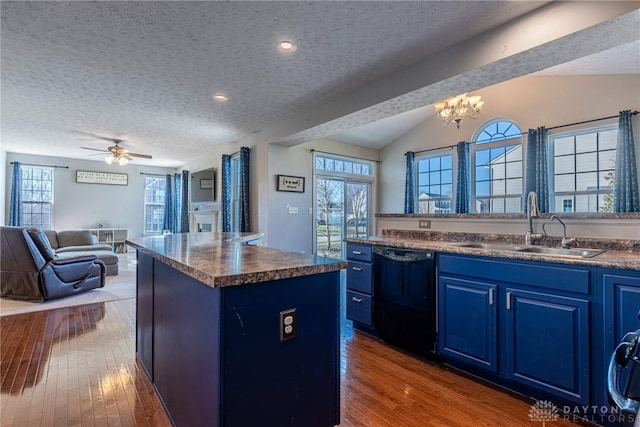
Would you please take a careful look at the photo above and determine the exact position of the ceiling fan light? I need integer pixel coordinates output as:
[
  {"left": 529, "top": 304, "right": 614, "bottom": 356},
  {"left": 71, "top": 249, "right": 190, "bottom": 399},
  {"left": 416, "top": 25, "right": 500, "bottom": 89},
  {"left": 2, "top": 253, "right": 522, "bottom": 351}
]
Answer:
[
  {"left": 118, "top": 156, "right": 130, "bottom": 166},
  {"left": 104, "top": 155, "right": 113, "bottom": 165}
]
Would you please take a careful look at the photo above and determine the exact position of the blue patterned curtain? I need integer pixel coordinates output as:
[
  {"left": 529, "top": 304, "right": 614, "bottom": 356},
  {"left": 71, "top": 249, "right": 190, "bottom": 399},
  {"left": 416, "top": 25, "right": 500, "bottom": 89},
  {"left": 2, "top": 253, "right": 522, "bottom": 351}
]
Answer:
[
  {"left": 221, "top": 154, "right": 231, "bottom": 232},
  {"left": 455, "top": 142, "right": 470, "bottom": 213},
  {"left": 179, "top": 170, "right": 190, "bottom": 232},
  {"left": 614, "top": 110, "right": 639, "bottom": 212},
  {"left": 403, "top": 151, "right": 415, "bottom": 213},
  {"left": 163, "top": 174, "right": 174, "bottom": 232},
  {"left": 9, "top": 162, "right": 22, "bottom": 226},
  {"left": 524, "top": 126, "right": 549, "bottom": 213},
  {"left": 239, "top": 147, "right": 251, "bottom": 232}
]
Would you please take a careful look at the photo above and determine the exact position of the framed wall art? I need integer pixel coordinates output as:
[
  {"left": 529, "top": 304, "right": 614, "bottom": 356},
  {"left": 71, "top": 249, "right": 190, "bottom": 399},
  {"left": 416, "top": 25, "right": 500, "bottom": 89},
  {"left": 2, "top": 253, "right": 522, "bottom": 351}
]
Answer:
[
  {"left": 76, "top": 170, "right": 128, "bottom": 186},
  {"left": 277, "top": 175, "right": 305, "bottom": 193}
]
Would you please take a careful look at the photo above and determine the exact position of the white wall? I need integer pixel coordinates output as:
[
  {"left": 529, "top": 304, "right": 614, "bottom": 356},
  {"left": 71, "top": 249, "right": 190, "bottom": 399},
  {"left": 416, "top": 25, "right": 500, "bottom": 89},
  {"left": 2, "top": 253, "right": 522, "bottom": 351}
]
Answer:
[
  {"left": 0, "top": 149, "right": 6, "bottom": 225},
  {"left": 266, "top": 139, "right": 380, "bottom": 253},
  {"left": 5, "top": 153, "right": 175, "bottom": 238}
]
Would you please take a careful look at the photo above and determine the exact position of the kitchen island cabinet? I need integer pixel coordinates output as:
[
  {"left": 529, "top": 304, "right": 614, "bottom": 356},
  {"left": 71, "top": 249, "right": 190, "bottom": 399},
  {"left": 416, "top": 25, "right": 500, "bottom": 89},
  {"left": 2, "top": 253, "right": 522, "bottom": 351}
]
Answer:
[{"left": 127, "top": 232, "right": 346, "bottom": 427}]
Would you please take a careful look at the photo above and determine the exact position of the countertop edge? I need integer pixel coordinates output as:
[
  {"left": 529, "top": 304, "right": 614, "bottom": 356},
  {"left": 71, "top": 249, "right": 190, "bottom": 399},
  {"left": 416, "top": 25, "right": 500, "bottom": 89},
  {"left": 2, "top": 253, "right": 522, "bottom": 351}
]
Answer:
[
  {"left": 344, "top": 236, "right": 640, "bottom": 272},
  {"left": 127, "top": 240, "right": 347, "bottom": 287}
]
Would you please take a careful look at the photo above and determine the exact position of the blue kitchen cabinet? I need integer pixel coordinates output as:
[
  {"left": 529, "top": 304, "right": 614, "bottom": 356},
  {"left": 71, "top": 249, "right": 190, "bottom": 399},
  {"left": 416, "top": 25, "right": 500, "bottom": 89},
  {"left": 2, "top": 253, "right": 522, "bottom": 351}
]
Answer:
[
  {"left": 438, "top": 253, "right": 592, "bottom": 405},
  {"left": 345, "top": 243, "right": 374, "bottom": 328},
  {"left": 439, "top": 276, "right": 498, "bottom": 373},
  {"left": 504, "top": 287, "right": 590, "bottom": 405},
  {"left": 603, "top": 272, "right": 640, "bottom": 344},
  {"left": 598, "top": 270, "right": 640, "bottom": 412}
]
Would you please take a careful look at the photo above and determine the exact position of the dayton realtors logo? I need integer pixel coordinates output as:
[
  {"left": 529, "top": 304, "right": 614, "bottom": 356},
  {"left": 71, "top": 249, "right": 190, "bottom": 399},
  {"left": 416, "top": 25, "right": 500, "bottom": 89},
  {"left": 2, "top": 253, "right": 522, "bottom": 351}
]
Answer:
[{"left": 529, "top": 400, "right": 560, "bottom": 426}]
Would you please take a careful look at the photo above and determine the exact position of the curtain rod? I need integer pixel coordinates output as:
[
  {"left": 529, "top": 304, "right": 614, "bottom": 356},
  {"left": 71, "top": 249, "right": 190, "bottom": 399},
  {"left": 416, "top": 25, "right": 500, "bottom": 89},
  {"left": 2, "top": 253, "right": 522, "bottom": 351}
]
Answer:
[
  {"left": 10, "top": 162, "right": 68, "bottom": 169},
  {"left": 309, "top": 149, "right": 380, "bottom": 163},
  {"left": 410, "top": 110, "right": 639, "bottom": 156}
]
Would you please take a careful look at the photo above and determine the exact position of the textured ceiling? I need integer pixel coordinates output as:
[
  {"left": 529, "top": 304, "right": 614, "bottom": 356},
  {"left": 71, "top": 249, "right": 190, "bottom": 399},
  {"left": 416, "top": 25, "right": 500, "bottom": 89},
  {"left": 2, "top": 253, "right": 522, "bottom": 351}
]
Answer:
[{"left": 1, "top": 1, "right": 638, "bottom": 167}]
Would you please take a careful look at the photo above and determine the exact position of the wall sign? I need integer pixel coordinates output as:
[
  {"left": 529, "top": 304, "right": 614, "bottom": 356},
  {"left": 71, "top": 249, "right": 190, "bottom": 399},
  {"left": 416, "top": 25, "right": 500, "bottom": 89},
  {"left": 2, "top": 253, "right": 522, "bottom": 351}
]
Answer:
[
  {"left": 277, "top": 175, "right": 305, "bottom": 193},
  {"left": 76, "top": 170, "right": 128, "bottom": 186},
  {"left": 200, "top": 178, "right": 213, "bottom": 189}
]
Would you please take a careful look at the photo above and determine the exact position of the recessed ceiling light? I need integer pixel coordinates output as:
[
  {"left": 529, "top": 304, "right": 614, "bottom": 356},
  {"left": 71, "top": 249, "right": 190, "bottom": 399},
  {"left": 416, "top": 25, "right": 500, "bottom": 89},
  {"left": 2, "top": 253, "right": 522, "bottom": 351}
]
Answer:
[
  {"left": 213, "top": 94, "right": 228, "bottom": 102},
  {"left": 277, "top": 40, "right": 297, "bottom": 53}
]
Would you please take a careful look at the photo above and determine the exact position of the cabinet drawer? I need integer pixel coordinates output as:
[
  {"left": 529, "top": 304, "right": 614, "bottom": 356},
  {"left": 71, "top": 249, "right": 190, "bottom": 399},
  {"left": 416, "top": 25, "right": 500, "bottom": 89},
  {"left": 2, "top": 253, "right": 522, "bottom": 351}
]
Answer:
[
  {"left": 346, "top": 243, "right": 372, "bottom": 262},
  {"left": 346, "top": 261, "right": 372, "bottom": 294},
  {"left": 346, "top": 291, "right": 372, "bottom": 326}
]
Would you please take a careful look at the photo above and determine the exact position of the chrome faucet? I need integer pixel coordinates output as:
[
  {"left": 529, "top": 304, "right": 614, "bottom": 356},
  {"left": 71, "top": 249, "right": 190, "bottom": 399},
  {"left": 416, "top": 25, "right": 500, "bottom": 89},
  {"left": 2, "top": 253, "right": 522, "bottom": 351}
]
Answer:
[
  {"left": 525, "top": 191, "right": 544, "bottom": 245},
  {"left": 545, "top": 215, "right": 578, "bottom": 249}
]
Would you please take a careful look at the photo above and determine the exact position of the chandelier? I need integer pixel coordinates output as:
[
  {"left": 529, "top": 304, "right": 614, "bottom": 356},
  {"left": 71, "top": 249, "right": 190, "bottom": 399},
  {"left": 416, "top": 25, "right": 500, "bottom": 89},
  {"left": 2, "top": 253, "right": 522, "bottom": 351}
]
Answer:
[
  {"left": 433, "top": 93, "right": 484, "bottom": 129},
  {"left": 104, "top": 152, "right": 130, "bottom": 166}
]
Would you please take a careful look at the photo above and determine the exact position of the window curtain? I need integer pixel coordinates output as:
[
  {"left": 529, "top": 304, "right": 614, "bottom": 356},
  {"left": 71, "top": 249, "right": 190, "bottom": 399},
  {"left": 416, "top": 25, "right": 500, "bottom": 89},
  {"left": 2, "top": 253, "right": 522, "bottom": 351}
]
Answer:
[
  {"left": 162, "top": 171, "right": 189, "bottom": 233},
  {"left": 221, "top": 154, "right": 231, "bottom": 232},
  {"left": 9, "top": 161, "right": 22, "bottom": 226},
  {"left": 455, "top": 142, "right": 470, "bottom": 213},
  {"left": 163, "top": 174, "right": 174, "bottom": 232},
  {"left": 239, "top": 147, "right": 251, "bottom": 232},
  {"left": 613, "top": 110, "right": 639, "bottom": 212},
  {"left": 403, "top": 151, "right": 416, "bottom": 213},
  {"left": 524, "top": 126, "right": 549, "bottom": 213},
  {"left": 179, "top": 170, "right": 190, "bottom": 232}
]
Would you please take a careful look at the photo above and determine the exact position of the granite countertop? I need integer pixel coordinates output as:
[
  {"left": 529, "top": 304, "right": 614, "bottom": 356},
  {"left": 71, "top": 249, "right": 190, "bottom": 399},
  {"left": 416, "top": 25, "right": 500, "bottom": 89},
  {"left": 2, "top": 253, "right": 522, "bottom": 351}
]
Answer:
[
  {"left": 344, "top": 231, "right": 640, "bottom": 271},
  {"left": 126, "top": 232, "right": 346, "bottom": 288}
]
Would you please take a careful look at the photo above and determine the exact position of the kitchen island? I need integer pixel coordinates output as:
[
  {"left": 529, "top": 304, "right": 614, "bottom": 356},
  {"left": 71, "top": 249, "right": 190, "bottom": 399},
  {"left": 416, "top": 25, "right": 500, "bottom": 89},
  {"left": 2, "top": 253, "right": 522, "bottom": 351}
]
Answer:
[{"left": 126, "top": 232, "right": 346, "bottom": 427}]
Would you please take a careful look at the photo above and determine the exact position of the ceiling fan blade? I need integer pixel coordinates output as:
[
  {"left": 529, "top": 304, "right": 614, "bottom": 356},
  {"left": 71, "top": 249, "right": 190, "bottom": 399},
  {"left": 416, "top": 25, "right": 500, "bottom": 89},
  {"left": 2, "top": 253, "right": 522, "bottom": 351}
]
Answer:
[
  {"left": 128, "top": 152, "right": 153, "bottom": 159},
  {"left": 81, "top": 146, "right": 109, "bottom": 152},
  {"left": 72, "top": 130, "right": 119, "bottom": 142}
]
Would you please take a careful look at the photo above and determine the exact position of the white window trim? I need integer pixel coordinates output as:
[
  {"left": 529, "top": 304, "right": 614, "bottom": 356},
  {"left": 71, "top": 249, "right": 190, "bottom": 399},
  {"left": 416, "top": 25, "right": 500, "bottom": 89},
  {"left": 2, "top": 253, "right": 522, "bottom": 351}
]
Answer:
[
  {"left": 548, "top": 123, "right": 617, "bottom": 213},
  {"left": 470, "top": 119, "right": 524, "bottom": 213},
  {"left": 415, "top": 149, "right": 454, "bottom": 214}
]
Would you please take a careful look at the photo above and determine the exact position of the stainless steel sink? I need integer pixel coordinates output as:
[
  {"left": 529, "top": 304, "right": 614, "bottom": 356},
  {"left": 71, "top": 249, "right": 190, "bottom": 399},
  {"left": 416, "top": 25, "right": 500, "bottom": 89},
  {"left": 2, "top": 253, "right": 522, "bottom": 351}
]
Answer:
[
  {"left": 455, "top": 242, "right": 605, "bottom": 258},
  {"left": 515, "top": 246, "right": 606, "bottom": 258},
  {"left": 455, "top": 242, "right": 521, "bottom": 251}
]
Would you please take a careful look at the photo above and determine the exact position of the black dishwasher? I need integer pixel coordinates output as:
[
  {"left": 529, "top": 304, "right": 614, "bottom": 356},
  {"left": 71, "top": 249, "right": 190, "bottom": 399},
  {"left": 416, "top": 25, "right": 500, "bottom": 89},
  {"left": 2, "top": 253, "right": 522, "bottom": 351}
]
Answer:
[{"left": 373, "top": 246, "right": 436, "bottom": 356}]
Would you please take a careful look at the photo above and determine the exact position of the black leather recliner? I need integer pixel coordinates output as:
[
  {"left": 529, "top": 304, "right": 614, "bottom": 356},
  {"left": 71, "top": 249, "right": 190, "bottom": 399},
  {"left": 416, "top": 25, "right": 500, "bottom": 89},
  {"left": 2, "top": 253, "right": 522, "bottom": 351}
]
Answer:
[{"left": 0, "top": 226, "right": 106, "bottom": 301}]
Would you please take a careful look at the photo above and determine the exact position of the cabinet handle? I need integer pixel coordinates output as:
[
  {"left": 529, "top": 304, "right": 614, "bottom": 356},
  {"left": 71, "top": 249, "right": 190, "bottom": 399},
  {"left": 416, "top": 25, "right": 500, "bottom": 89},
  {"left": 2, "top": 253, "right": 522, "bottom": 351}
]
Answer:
[
  {"left": 352, "top": 297, "right": 363, "bottom": 303},
  {"left": 352, "top": 251, "right": 363, "bottom": 255},
  {"left": 506, "top": 292, "right": 512, "bottom": 310},
  {"left": 352, "top": 266, "right": 363, "bottom": 272},
  {"left": 489, "top": 288, "right": 494, "bottom": 305}
]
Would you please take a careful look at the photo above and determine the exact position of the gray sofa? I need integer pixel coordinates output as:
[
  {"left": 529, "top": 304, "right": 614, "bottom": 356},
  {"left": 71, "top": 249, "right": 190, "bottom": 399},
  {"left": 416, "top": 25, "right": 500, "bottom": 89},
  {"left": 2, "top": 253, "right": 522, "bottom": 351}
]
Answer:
[{"left": 43, "top": 229, "right": 119, "bottom": 276}]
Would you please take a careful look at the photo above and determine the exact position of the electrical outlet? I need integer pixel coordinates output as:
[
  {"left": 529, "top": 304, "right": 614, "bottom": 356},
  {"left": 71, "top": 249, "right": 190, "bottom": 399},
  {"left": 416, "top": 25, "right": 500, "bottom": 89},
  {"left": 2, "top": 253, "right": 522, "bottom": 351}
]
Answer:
[
  {"left": 280, "top": 308, "right": 297, "bottom": 341},
  {"left": 419, "top": 220, "right": 431, "bottom": 229}
]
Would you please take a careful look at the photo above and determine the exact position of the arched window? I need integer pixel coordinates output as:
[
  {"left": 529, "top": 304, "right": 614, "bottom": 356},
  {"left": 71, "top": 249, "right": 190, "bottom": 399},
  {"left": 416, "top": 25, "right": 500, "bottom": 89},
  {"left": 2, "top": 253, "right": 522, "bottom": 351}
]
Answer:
[{"left": 471, "top": 119, "right": 523, "bottom": 213}]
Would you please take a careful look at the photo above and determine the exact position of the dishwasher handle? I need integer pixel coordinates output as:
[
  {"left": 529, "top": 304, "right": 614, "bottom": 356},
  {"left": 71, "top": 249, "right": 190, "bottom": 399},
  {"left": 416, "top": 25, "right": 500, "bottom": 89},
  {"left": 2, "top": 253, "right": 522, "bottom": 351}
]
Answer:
[{"left": 373, "top": 246, "right": 433, "bottom": 262}]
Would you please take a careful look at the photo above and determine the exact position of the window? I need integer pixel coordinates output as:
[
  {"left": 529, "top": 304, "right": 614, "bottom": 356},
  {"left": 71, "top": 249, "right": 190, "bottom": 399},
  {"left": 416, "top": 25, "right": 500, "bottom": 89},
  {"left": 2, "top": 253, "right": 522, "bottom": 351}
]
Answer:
[
  {"left": 315, "top": 155, "right": 372, "bottom": 176},
  {"left": 472, "top": 120, "right": 523, "bottom": 213},
  {"left": 562, "top": 198, "right": 574, "bottom": 213},
  {"left": 21, "top": 166, "right": 53, "bottom": 229},
  {"left": 144, "top": 175, "right": 166, "bottom": 233},
  {"left": 416, "top": 153, "right": 452, "bottom": 213},
  {"left": 550, "top": 125, "right": 617, "bottom": 213}
]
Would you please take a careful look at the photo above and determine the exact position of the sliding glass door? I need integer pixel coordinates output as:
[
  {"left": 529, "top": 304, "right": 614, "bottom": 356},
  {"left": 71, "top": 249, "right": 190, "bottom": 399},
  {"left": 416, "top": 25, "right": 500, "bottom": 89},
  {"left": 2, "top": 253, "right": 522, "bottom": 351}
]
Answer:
[
  {"left": 314, "top": 153, "right": 374, "bottom": 259},
  {"left": 315, "top": 178, "right": 370, "bottom": 259}
]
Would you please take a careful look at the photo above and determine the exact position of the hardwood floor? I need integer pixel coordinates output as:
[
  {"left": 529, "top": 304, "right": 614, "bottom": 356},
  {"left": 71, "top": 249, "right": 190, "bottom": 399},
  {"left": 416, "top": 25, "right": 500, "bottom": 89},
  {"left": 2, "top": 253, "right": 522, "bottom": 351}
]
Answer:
[{"left": 1, "top": 298, "right": 585, "bottom": 426}]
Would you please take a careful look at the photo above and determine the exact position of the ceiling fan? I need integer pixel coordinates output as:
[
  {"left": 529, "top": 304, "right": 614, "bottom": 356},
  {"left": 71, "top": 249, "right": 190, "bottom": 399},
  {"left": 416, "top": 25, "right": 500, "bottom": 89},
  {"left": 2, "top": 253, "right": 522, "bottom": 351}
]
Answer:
[{"left": 81, "top": 136, "right": 152, "bottom": 166}]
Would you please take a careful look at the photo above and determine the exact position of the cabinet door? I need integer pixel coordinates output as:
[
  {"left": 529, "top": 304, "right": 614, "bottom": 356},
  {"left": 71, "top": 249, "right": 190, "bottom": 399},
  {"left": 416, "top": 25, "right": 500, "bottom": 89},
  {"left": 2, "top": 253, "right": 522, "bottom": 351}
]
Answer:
[
  {"left": 504, "top": 288, "right": 590, "bottom": 405},
  {"left": 604, "top": 274, "right": 640, "bottom": 344},
  {"left": 439, "top": 276, "right": 498, "bottom": 373}
]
